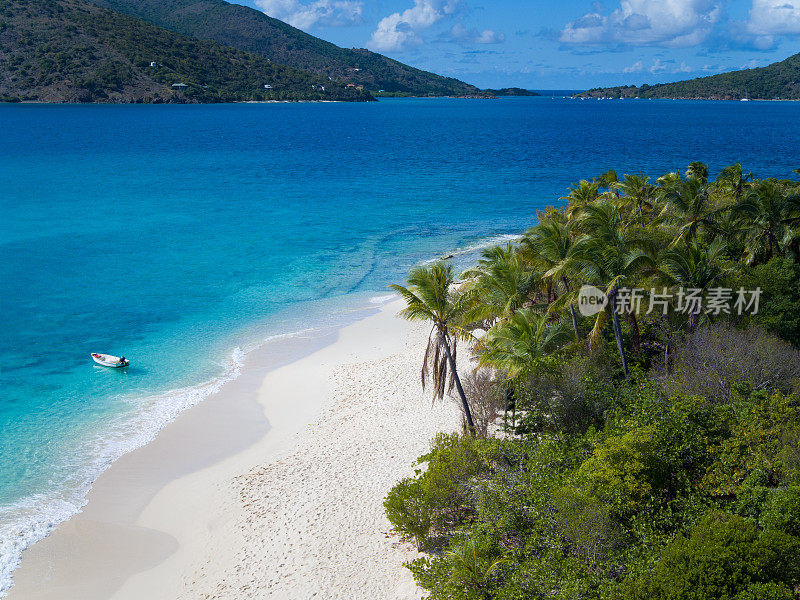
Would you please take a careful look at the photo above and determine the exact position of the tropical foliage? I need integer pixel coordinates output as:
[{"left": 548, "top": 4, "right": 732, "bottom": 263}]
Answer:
[{"left": 387, "top": 162, "right": 800, "bottom": 599}]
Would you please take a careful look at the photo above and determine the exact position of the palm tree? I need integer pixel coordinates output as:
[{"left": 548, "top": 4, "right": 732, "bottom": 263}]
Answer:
[
  {"left": 598, "top": 169, "right": 620, "bottom": 193},
  {"left": 444, "top": 538, "right": 509, "bottom": 598},
  {"left": 561, "top": 179, "right": 600, "bottom": 222},
  {"left": 735, "top": 179, "right": 798, "bottom": 264},
  {"left": 657, "top": 238, "right": 728, "bottom": 332},
  {"left": 657, "top": 172, "right": 682, "bottom": 187},
  {"left": 390, "top": 262, "right": 476, "bottom": 434},
  {"left": 478, "top": 309, "right": 573, "bottom": 378},
  {"left": 705, "top": 207, "right": 746, "bottom": 260},
  {"left": 521, "top": 219, "right": 581, "bottom": 337},
  {"left": 617, "top": 172, "right": 657, "bottom": 221},
  {"left": 716, "top": 163, "right": 753, "bottom": 204},
  {"left": 461, "top": 243, "right": 540, "bottom": 327},
  {"left": 686, "top": 161, "right": 709, "bottom": 184},
  {"left": 570, "top": 200, "right": 655, "bottom": 378},
  {"left": 661, "top": 176, "right": 715, "bottom": 245}
]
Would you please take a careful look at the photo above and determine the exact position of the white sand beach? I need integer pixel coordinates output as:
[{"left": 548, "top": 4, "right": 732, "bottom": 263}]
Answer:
[{"left": 8, "top": 299, "right": 461, "bottom": 600}]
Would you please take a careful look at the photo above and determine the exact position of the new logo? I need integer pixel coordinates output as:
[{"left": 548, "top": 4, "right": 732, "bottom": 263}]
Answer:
[{"left": 578, "top": 285, "right": 608, "bottom": 316}]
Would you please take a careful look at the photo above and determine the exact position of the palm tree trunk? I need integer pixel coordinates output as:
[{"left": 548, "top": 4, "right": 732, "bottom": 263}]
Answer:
[
  {"left": 609, "top": 292, "right": 630, "bottom": 379},
  {"left": 442, "top": 333, "right": 476, "bottom": 435},
  {"left": 569, "top": 305, "right": 580, "bottom": 339},
  {"left": 562, "top": 278, "right": 580, "bottom": 339}
]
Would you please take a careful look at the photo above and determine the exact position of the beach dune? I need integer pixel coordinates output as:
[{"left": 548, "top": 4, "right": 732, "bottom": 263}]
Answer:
[{"left": 8, "top": 299, "right": 461, "bottom": 600}]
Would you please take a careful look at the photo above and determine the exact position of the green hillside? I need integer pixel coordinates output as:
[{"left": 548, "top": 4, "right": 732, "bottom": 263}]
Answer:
[
  {"left": 87, "top": 0, "right": 488, "bottom": 96},
  {"left": 577, "top": 52, "right": 800, "bottom": 100},
  {"left": 483, "top": 87, "right": 539, "bottom": 96},
  {"left": 0, "top": 0, "right": 373, "bottom": 103}
]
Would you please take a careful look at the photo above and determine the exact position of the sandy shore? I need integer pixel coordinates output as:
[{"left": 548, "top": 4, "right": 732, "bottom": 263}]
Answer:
[{"left": 8, "top": 299, "right": 461, "bottom": 600}]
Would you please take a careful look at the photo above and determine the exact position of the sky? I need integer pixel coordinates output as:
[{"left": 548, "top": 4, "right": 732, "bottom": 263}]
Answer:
[{"left": 232, "top": 0, "right": 800, "bottom": 89}]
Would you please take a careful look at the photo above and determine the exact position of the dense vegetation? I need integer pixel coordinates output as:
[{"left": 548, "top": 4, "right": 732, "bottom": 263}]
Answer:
[
  {"left": 482, "top": 88, "right": 540, "bottom": 97},
  {"left": 85, "top": 0, "right": 489, "bottom": 97},
  {"left": 0, "top": 0, "right": 373, "bottom": 102},
  {"left": 387, "top": 162, "right": 800, "bottom": 599},
  {"left": 577, "top": 52, "right": 800, "bottom": 100}
]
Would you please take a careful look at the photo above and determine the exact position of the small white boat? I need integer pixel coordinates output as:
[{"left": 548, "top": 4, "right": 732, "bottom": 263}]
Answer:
[{"left": 91, "top": 353, "right": 129, "bottom": 367}]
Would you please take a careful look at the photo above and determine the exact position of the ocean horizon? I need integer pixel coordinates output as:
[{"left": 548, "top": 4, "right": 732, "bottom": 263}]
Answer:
[{"left": 2, "top": 96, "right": 800, "bottom": 593}]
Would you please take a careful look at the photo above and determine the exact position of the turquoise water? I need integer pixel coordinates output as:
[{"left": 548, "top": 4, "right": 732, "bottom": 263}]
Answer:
[{"left": 2, "top": 96, "right": 800, "bottom": 590}]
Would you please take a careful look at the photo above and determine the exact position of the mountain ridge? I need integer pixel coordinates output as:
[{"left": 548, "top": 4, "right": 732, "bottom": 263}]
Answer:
[
  {"left": 86, "top": 0, "right": 489, "bottom": 97},
  {"left": 576, "top": 52, "right": 800, "bottom": 100},
  {"left": 0, "top": 0, "right": 375, "bottom": 103}
]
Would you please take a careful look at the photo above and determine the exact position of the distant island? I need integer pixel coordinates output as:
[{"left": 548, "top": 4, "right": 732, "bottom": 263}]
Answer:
[
  {"left": 482, "top": 87, "right": 540, "bottom": 96},
  {"left": 87, "top": 0, "right": 491, "bottom": 98},
  {"left": 0, "top": 0, "right": 374, "bottom": 103},
  {"left": 576, "top": 51, "right": 800, "bottom": 100},
  {"left": 0, "top": 0, "right": 490, "bottom": 103}
]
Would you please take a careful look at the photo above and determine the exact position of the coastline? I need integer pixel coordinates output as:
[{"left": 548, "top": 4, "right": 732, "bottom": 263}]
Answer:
[{"left": 7, "top": 298, "right": 461, "bottom": 599}]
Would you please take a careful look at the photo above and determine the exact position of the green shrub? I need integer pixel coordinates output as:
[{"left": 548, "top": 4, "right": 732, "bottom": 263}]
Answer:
[
  {"left": 704, "top": 391, "right": 800, "bottom": 495},
  {"left": 760, "top": 486, "right": 800, "bottom": 537},
  {"left": 384, "top": 433, "right": 488, "bottom": 548},
  {"left": 547, "top": 487, "right": 619, "bottom": 566},
  {"left": 736, "top": 258, "right": 800, "bottom": 346},
  {"left": 733, "top": 582, "right": 795, "bottom": 600},
  {"left": 575, "top": 425, "right": 659, "bottom": 514},
  {"left": 383, "top": 477, "right": 431, "bottom": 549},
  {"left": 623, "top": 511, "right": 800, "bottom": 600}
]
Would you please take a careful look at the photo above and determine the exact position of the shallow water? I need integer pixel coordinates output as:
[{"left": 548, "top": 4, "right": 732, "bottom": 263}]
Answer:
[{"left": 1, "top": 96, "right": 800, "bottom": 591}]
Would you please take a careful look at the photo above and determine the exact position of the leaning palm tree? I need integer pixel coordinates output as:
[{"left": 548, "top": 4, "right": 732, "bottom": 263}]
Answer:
[
  {"left": 570, "top": 200, "right": 655, "bottom": 378},
  {"left": 390, "top": 262, "right": 476, "bottom": 434},
  {"left": 478, "top": 309, "right": 573, "bottom": 378}
]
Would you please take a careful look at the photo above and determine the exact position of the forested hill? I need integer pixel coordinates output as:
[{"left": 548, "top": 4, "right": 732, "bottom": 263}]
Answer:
[
  {"left": 576, "top": 52, "right": 800, "bottom": 100},
  {"left": 483, "top": 87, "right": 540, "bottom": 96},
  {"left": 86, "top": 0, "right": 488, "bottom": 97},
  {"left": 0, "top": 0, "right": 373, "bottom": 103}
]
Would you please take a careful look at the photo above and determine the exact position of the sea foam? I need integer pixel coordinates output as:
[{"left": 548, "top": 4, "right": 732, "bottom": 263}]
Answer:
[
  {"left": 420, "top": 233, "right": 522, "bottom": 265},
  {"left": 0, "top": 347, "right": 246, "bottom": 596}
]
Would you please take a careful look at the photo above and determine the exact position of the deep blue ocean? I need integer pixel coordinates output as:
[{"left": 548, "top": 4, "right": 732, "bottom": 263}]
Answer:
[{"left": 2, "top": 96, "right": 800, "bottom": 590}]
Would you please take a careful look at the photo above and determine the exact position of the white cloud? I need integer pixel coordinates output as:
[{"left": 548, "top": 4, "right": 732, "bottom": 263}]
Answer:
[
  {"left": 624, "top": 60, "right": 644, "bottom": 72},
  {"left": 748, "top": 0, "right": 800, "bottom": 38},
  {"left": 368, "top": 0, "right": 461, "bottom": 52},
  {"left": 255, "top": 0, "right": 363, "bottom": 30},
  {"left": 623, "top": 58, "right": 695, "bottom": 74},
  {"left": 476, "top": 29, "right": 505, "bottom": 43},
  {"left": 449, "top": 23, "right": 505, "bottom": 44},
  {"left": 560, "top": 0, "right": 723, "bottom": 47}
]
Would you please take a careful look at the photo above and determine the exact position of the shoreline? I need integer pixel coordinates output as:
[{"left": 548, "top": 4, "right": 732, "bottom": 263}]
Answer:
[
  {"left": 7, "top": 298, "right": 461, "bottom": 599},
  {"left": 0, "top": 231, "right": 516, "bottom": 596}
]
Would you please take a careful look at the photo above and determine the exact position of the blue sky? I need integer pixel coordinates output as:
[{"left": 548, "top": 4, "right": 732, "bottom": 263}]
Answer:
[{"left": 233, "top": 0, "right": 800, "bottom": 89}]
